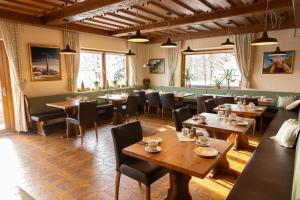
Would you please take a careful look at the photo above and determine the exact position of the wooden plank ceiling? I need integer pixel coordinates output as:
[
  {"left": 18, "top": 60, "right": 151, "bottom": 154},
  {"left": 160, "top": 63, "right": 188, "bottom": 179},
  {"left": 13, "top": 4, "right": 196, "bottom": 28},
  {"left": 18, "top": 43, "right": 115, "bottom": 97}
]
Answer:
[{"left": 0, "top": 0, "right": 295, "bottom": 42}]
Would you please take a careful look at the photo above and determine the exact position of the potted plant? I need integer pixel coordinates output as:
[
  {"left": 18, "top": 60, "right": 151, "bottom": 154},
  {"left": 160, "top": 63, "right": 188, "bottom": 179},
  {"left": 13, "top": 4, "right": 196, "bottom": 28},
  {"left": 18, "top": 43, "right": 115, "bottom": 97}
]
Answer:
[
  {"left": 222, "top": 68, "right": 236, "bottom": 90},
  {"left": 112, "top": 70, "right": 125, "bottom": 88},
  {"left": 112, "top": 79, "right": 118, "bottom": 88},
  {"left": 143, "top": 79, "right": 150, "bottom": 89},
  {"left": 93, "top": 80, "right": 100, "bottom": 90},
  {"left": 213, "top": 77, "right": 224, "bottom": 89},
  {"left": 183, "top": 69, "right": 194, "bottom": 88}
]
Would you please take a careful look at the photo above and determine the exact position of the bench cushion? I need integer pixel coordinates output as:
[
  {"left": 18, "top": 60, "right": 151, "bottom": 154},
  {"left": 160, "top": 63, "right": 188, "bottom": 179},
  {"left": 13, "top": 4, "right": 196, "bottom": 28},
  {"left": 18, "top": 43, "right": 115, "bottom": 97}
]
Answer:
[
  {"left": 227, "top": 109, "right": 298, "bottom": 200},
  {"left": 31, "top": 111, "right": 66, "bottom": 122}
]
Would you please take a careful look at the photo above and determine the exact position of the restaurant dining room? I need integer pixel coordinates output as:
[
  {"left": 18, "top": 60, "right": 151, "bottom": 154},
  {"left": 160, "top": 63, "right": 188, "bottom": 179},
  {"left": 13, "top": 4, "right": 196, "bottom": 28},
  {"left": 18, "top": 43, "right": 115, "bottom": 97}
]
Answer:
[{"left": 0, "top": 0, "right": 300, "bottom": 199}]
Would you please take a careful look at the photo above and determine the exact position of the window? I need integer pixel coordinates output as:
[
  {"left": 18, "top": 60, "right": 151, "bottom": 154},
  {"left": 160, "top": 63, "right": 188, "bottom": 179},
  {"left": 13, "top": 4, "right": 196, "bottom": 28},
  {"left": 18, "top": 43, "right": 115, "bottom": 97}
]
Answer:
[
  {"left": 105, "top": 53, "right": 126, "bottom": 86},
  {"left": 184, "top": 51, "right": 241, "bottom": 87},
  {"left": 77, "top": 50, "right": 127, "bottom": 90},
  {"left": 77, "top": 51, "right": 103, "bottom": 89}
]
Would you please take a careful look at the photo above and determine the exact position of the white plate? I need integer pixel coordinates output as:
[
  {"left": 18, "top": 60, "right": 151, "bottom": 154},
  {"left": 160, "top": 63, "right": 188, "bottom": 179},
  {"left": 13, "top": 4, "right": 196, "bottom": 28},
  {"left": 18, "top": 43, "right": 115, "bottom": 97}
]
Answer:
[
  {"left": 195, "top": 141, "right": 210, "bottom": 147},
  {"left": 145, "top": 146, "right": 161, "bottom": 153},
  {"left": 237, "top": 121, "right": 248, "bottom": 126},
  {"left": 143, "top": 137, "right": 162, "bottom": 144},
  {"left": 194, "top": 147, "right": 218, "bottom": 158}
]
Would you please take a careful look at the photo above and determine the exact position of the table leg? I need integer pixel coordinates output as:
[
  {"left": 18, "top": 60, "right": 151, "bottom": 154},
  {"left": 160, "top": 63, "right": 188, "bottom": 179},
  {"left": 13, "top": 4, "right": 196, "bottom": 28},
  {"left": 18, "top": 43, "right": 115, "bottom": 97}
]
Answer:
[
  {"left": 260, "top": 116, "right": 263, "bottom": 134},
  {"left": 62, "top": 108, "right": 77, "bottom": 139},
  {"left": 113, "top": 110, "right": 124, "bottom": 125},
  {"left": 165, "top": 170, "right": 192, "bottom": 200},
  {"left": 253, "top": 119, "right": 256, "bottom": 136}
]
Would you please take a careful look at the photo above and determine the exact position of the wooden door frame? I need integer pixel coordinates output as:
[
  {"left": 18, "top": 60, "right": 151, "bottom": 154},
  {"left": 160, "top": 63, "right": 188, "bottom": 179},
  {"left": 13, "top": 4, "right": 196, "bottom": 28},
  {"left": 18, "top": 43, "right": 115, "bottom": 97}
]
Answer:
[{"left": 0, "top": 40, "right": 15, "bottom": 132}]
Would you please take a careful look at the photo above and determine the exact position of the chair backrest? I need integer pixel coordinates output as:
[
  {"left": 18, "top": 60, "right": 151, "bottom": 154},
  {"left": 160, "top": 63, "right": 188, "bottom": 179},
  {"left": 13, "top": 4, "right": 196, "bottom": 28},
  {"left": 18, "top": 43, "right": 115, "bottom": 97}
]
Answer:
[
  {"left": 172, "top": 107, "right": 192, "bottom": 131},
  {"left": 161, "top": 93, "right": 175, "bottom": 109},
  {"left": 245, "top": 98, "right": 259, "bottom": 106},
  {"left": 147, "top": 92, "right": 160, "bottom": 107},
  {"left": 78, "top": 100, "right": 97, "bottom": 125},
  {"left": 111, "top": 121, "right": 143, "bottom": 169},
  {"left": 215, "top": 96, "right": 235, "bottom": 106},
  {"left": 197, "top": 95, "right": 213, "bottom": 114},
  {"left": 126, "top": 95, "right": 138, "bottom": 114},
  {"left": 134, "top": 91, "right": 146, "bottom": 107},
  {"left": 204, "top": 99, "right": 216, "bottom": 113}
]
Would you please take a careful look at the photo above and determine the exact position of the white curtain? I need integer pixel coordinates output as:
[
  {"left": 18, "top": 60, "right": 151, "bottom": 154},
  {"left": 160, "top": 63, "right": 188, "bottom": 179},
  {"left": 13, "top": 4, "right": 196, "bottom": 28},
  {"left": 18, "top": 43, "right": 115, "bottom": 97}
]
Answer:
[
  {"left": 63, "top": 31, "right": 80, "bottom": 91},
  {"left": 0, "top": 20, "right": 27, "bottom": 132},
  {"left": 128, "top": 42, "right": 137, "bottom": 86},
  {"left": 234, "top": 33, "right": 255, "bottom": 88},
  {"left": 166, "top": 41, "right": 182, "bottom": 86}
]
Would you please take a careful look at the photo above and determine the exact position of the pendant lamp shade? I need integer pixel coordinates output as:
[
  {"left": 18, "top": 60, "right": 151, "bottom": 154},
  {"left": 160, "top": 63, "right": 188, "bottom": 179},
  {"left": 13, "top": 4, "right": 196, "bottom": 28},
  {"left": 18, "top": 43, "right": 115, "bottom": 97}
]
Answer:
[
  {"left": 251, "top": 31, "right": 278, "bottom": 46},
  {"left": 161, "top": 38, "right": 177, "bottom": 48},
  {"left": 183, "top": 46, "right": 194, "bottom": 53},
  {"left": 60, "top": 44, "right": 76, "bottom": 55},
  {"left": 128, "top": 30, "right": 149, "bottom": 43},
  {"left": 126, "top": 49, "right": 136, "bottom": 56},
  {"left": 221, "top": 38, "right": 235, "bottom": 47},
  {"left": 269, "top": 46, "right": 286, "bottom": 56}
]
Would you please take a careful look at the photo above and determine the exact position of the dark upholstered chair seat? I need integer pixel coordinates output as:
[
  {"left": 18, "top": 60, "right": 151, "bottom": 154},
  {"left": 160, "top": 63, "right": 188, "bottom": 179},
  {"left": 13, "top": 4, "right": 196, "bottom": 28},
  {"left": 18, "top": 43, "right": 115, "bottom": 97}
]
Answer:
[
  {"left": 31, "top": 111, "right": 66, "bottom": 122},
  {"left": 173, "top": 107, "right": 192, "bottom": 131},
  {"left": 120, "top": 159, "right": 168, "bottom": 185},
  {"left": 97, "top": 103, "right": 113, "bottom": 110}
]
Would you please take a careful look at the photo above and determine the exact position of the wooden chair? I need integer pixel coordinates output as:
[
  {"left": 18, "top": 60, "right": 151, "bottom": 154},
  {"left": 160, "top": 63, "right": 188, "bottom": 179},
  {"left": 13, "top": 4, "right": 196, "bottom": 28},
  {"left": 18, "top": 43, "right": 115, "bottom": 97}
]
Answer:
[
  {"left": 121, "top": 95, "right": 139, "bottom": 122},
  {"left": 147, "top": 92, "right": 160, "bottom": 115},
  {"left": 172, "top": 107, "right": 192, "bottom": 131},
  {"left": 134, "top": 90, "right": 146, "bottom": 114},
  {"left": 161, "top": 93, "right": 176, "bottom": 118},
  {"left": 204, "top": 99, "right": 217, "bottom": 113},
  {"left": 197, "top": 95, "right": 213, "bottom": 114},
  {"left": 66, "top": 100, "right": 98, "bottom": 145},
  {"left": 215, "top": 96, "right": 235, "bottom": 106},
  {"left": 111, "top": 121, "right": 168, "bottom": 200}
]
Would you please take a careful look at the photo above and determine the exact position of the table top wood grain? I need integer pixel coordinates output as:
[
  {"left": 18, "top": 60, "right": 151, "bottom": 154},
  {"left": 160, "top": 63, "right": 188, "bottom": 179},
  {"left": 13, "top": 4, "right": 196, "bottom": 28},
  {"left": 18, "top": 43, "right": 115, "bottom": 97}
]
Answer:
[
  {"left": 213, "top": 104, "right": 267, "bottom": 117},
  {"left": 46, "top": 101, "right": 79, "bottom": 110},
  {"left": 122, "top": 129, "right": 233, "bottom": 179},
  {"left": 182, "top": 113, "right": 255, "bottom": 134}
]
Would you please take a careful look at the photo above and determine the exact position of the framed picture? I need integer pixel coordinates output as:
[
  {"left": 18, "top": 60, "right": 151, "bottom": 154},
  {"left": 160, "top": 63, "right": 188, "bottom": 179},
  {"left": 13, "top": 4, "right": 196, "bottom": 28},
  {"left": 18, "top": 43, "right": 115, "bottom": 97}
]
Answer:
[
  {"left": 29, "top": 44, "right": 61, "bottom": 81},
  {"left": 148, "top": 58, "right": 165, "bottom": 74},
  {"left": 262, "top": 50, "right": 295, "bottom": 74}
]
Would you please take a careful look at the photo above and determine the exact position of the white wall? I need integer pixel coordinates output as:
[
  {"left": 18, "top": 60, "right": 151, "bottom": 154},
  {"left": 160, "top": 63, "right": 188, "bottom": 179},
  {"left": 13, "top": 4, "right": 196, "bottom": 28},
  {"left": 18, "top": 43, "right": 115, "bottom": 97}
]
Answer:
[{"left": 146, "top": 29, "right": 300, "bottom": 92}]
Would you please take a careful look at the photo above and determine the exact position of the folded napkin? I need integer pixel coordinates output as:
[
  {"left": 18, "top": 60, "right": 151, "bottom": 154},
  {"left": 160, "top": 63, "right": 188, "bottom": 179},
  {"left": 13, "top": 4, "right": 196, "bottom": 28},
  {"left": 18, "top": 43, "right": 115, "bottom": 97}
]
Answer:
[{"left": 176, "top": 132, "right": 195, "bottom": 142}]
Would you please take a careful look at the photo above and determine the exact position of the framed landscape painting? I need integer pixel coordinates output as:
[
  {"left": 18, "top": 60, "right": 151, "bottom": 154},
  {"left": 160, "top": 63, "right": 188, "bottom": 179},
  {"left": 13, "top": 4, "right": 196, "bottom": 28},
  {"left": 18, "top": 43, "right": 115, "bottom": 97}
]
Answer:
[
  {"left": 262, "top": 50, "right": 295, "bottom": 74},
  {"left": 29, "top": 44, "right": 61, "bottom": 81},
  {"left": 148, "top": 58, "right": 165, "bottom": 74}
]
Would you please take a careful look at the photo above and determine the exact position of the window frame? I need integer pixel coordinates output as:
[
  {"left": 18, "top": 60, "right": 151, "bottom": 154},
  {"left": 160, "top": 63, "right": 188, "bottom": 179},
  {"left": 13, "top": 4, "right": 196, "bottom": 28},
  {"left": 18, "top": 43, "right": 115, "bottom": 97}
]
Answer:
[
  {"left": 79, "top": 48, "right": 128, "bottom": 89},
  {"left": 181, "top": 48, "right": 241, "bottom": 89}
]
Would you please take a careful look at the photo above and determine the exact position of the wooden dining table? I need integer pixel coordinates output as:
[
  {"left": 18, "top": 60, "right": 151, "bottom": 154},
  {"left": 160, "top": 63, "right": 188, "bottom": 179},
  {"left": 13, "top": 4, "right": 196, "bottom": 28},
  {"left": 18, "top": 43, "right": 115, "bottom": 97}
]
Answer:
[
  {"left": 213, "top": 104, "right": 267, "bottom": 133},
  {"left": 46, "top": 100, "right": 79, "bottom": 138},
  {"left": 123, "top": 129, "right": 233, "bottom": 200},
  {"left": 97, "top": 94, "right": 127, "bottom": 125},
  {"left": 182, "top": 113, "right": 255, "bottom": 149}
]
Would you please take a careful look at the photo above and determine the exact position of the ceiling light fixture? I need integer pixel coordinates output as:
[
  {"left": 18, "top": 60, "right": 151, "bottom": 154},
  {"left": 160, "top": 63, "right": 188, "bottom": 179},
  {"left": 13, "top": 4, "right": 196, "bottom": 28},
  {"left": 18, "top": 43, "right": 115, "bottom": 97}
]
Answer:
[
  {"left": 221, "top": 22, "right": 235, "bottom": 47},
  {"left": 126, "top": 34, "right": 136, "bottom": 56},
  {"left": 251, "top": 0, "right": 278, "bottom": 46},
  {"left": 128, "top": 9, "right": 149, "bottom": 43},
  {"left": 161, "top": 12, "right": 177, "bottom": 48},
  {"left": 183, "top": 28, "right": 194, "bottom": 53},
  {"left": 270, "top": 15, "right": 286, "bottom": 56},
  {"left": 60, "top": 19, "right": 76, "bottom": 55}
]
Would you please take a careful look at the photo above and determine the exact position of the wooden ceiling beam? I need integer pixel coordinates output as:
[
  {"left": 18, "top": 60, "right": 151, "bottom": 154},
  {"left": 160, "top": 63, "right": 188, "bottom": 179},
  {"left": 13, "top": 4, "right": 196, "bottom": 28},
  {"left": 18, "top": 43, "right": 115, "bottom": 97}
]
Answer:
[
  {"left": 88, "top": 18, "right": 124, "bottom": 29},
  {"left": 96, "top": 15, "right": 134, "bottom": 26},
  {"left": 111, "top": 0, "right": 292, "bottom": 36},
  {"left": 198, "top": 0, "right": 217, "bottom": 11},
  {"left": 172, "top": 0, "right": 198, "bottom": 14},
  {"left": 106, "top": 12, "right": 145, "bottom": 24},
  {"left": 292, "top": 0, "right": 300, "bottom": 27},
  {"left": 118, "top": 9, "right": 157, "bottom": 23},
  {"left": 228, "top": 19, "right": 240, "bottom": 27},
  {"left": 132, "top": 5, "right": 168, "bottom": 19},
  {"left": 150, "top": 19, "right": 295, "bottom": 43},
  {"left": 43, "top": 0, "right": 125, "bottom": 25},
  {"left": 147, "top": 1, "right": 184, "bottom": 17}
]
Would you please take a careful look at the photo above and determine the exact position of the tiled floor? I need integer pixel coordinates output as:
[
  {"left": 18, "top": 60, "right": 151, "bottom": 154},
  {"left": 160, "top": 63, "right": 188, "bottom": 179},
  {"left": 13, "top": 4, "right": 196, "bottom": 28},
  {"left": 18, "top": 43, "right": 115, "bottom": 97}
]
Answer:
[{"left": 0, "top": 115, "right": 260, "bottom": 200}]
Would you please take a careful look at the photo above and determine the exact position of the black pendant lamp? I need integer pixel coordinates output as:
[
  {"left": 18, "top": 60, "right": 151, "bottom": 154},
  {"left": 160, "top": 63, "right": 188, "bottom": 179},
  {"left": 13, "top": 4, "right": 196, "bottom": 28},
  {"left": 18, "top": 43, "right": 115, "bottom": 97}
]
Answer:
[
  {"left": 161, "top": 12, "right": 177, "bottom": 48},
  {"left": 128, "top": 30, "right": 149, "bottom": 43},
  {"left": 269, "top": 46, "right": 286, "bottom": 56},
  {"left": 183, "top": 28, "right": 194, "bottom": 52},
  {"left": 60, "top": 19, "right": 76, "bottom": 55},
  {"left": 126, "top": 49, "right": 136, "bottom": 56},
  {"left": 127, "top": 9, "right": 149, "bottom": 43},
  {"left": 161, "top": 37, "right": 177, "bottom": 48},
  {"left": 221, "top": 22, "right": 235, "bottom": 47},
  {"left": 270, "top": 16, "right": 286, "bottom": 56},
  {"left": 251, "top": 0, "right": 278, "bottom": 46}
]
